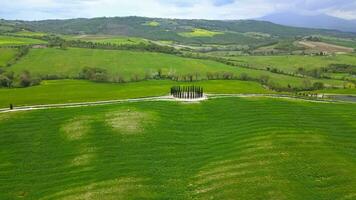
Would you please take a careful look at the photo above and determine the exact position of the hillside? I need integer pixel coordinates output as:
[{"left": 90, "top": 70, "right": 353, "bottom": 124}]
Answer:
[{"left": 2, "top": 17, "right": 356, "bottom": 46}]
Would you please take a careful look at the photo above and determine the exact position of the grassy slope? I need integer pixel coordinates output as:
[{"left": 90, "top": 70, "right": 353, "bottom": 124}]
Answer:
[
  {"left": 0, "top": 48, "right": 17, "bottom": 66},
  {"left": 0, "top": 97, "right": 355, "bottom": 199},
  {"left": 179, "top": 28, "right": 224, "bottom": 37},
  {"left": 64, "top": 35, "right": 148, "bottom": 45},
  {"left": 230, "top": 54, "right": 356, "bottom": 73},
  {"left": 9, "top": 48, "right": 346, "bottom": 87},
  {"left": 0, "top": 35, "right": 46, "bottom": 46},
  {"left": 316, "top": 88, "right": 356, "bottom": 95},
  {"left": 0, "top": 79, "right": 273, "bottom": 108}
]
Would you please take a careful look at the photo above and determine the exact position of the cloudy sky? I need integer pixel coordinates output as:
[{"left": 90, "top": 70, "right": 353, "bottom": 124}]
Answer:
[{"left": 1, "top": 0, "right": 356, "bottom": 20}]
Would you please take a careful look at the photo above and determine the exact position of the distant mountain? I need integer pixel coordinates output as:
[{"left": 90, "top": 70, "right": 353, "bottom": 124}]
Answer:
[{"left": 260, "top": 12, "right": 356, "bottom": 33}]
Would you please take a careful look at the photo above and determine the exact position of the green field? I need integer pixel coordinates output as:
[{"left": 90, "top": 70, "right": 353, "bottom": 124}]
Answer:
[
  {"left": 0, "top": 48, "right": 17, "bottom": 66},
  {"left": 0, "top": 35, "right": 46, "bottom": 46},
  {"left": 316, "top": 88, "right": 356, "bottom": 95},
  {"left": 8, "top": 48, "right": 347, "bottom": 88},
  {"left": 65, "top": 35, "right": 148, "bottom": 45},
  {"left": 179, "top": 28, "right": 224, "bottom": 37},
  {"left": 320, "top": 36, "right": 356, "bottom": 49},
  {"left": 1, "top": 97, "right": 355, "bottom": 199},
  {"left": 0, "top": 79, "right": 273, "bottom": 108},
  {"left": 12, "top": 30, "right": 47, "bottom": 37},
  {"left": 230, "top": 54, "right": 356, "bottom": 73},
  {"left": 143, "top": 21, "right": 160, "bottom": 27}
]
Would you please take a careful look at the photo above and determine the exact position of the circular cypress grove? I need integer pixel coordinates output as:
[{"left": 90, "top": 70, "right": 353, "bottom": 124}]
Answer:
[{"left": 170, "top": 86, "right": 204, "bottom": 99}]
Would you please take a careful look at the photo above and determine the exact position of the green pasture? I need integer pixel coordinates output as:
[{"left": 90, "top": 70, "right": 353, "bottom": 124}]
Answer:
[
  {"left": 179, "top": 28, "right": 224, "bottom": 38},
  {"left": 0, "top": 48, "right": 17, "bottom": 66},
  {"left": 316, "top": 88, "right": 356, "bottom": 95},
  {"left": 230, "top": 54, "right": 356, "bottom": 73},
  {"left": 12, "top": 30, "right": 47, "bottom": 37},
  {"left": 8, "top": 48, "right": 346, "bottom": 88},
  {"left": 143, "top": 21, "right": 160, "bottom": 27},
  {"left": 0, "top": 97, "right": 355, "bottom": 199},
  {"left": 65, "top": 35, "right": 148, "bottom": 45},
  {"left": 0, "top": 79, "right": 273, "bottom": 108},
  {"left": 320, "top": 36, "right": 356, "bottom": 49},
  {"left": 0, "top": 35, "right": 46, "bottom": 46}
]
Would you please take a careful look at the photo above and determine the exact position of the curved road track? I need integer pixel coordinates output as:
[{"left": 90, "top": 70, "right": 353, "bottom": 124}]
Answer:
[{"left": 0, "top": 94, "right": 354, "bottom": 113}]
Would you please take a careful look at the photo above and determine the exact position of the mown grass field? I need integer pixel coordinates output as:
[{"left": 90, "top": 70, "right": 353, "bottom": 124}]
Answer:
[
  {"left": 0, "top": 48, "right": 17, "bottom": 66},
  {"left": 0, "top": 35, "right": 46, "bottom": 46},
  {"left": 0, "top": 79, "right": 273, "bottom": 108},
  {"left": 0, "top": 97, "right": 355, "bottom": 199},
  {"left": 12, "top": 30, "right": 48, "bottom": 37},
  {"left": 65, "top": 35, "right": 148, "bottom": 45},
  {"left": 179, "top": 28, "right": 224, "bottom": 37},
  {"left": 8, "top": 48, "right": 346, "bottom": 88},
  {"left": 230, "top": 54, "right": 356, "bottom": 73}
]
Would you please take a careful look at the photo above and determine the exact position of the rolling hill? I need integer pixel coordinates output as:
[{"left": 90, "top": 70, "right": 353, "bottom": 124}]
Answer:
[{"left": 2, "top": 16, "right": 356, "bottom": 46}]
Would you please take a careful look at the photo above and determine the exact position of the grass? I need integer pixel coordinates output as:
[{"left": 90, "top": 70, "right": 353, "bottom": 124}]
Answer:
[
  {"left": 8, "top": 48, "right": 347, "bottom": 88},
  {"left": 0, "top": 48, "right": 17, "bottom": 66},
  {"left": 143, "top": 21, "right": 160, "bottom": 27},
  {"left": 230, "top": 54, "right": 356, "bottom": 73},
  {"left": 179, "top": 28, "right": 224, "bottom": 38},
  {"left": 0, "top": 79, "right": 273, "bottom": 108},
  {"left": 0, "top": 97, "right": 355, "bottom": 199},
  {"left": 316, "top": 88, "right": 356, "bottom": 95},
  {"left": 320, "top": 36, "right": 356, "bottom": 49},
  {"left": 12, "top": 30, "right": 47, "bottom": 37},
  {"left": 65, "top": 35, "right": 148, "bottom": 45},
  {"left": 0, "top": 35, "right": 46, "bottom": 46}
]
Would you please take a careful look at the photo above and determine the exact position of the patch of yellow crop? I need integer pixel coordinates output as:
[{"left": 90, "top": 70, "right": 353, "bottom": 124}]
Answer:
[
  {"left": 105, "top": 109, "right": 153, "bottom": 134},
  {"left": 61, "top": 116, "right": 92, "bottom": 140},
  {"left": 179, "top": 28, "right": 224, "bottom": 38},
  {"left": 39, "top": 177, "right": 156, "bottom": 200}
]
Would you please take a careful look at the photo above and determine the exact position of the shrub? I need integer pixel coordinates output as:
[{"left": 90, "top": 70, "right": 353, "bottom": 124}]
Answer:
[{"left": 79, "top": 67, "right": 108, "bottom": 82}]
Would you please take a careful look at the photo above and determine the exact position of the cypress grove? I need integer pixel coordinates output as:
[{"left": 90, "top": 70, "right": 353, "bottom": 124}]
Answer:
[{"left": 171, "top": 86, "right": 204, "bottom": 99}]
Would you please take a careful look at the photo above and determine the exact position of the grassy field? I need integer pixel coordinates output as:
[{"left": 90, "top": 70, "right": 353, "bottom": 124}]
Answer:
[
  {"left": 0, "top": 97, "right": 355, "bottom": 199},
  {"left": 0, "top": 35, "right": 46, "bottom": 46},
  {"left": 65, "top": 35, "right": 148, "bottom": 45},
  {"left": 8, "top": 48, "right": 347, "bottom": 88},
  {"left": 0, "top": 79, "right": 273, "bottom": 108},
  {"left": 12, "top": 30, "right": 47, "bottom": 37},
  {"left": 230, "top": 54, "right": 356, "bottom": 73},
  {"left": 320, "top": 36, "right": 356, "bottom": 49},
  {"left": 143, "top": 21, "right": 160, "bottom": 27},
  {"left": 0, "top": 48, "right": 17, "bottom": 66},
  {"left": 316, "top": 88, "right": 356, "bottom": 95},
  {"left": 179, "top": 28, "right": 224, "bottom": 37}
]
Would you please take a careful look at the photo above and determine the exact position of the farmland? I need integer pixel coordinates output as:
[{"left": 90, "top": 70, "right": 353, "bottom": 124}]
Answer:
[
  {"left": 0, "top": 79, "right": 273, "bottom": 108},
  {"left": 8, "top": 48, "right": 347, "bottom": 88},
  {"left": 65, "top": 35, "right": 149, "bottom": 45},
  {"left": 1, "top": 14, "right": 356, "bottom": 200},
  {"left": 179, "top": 28, "right": 224, "bottom": 37},
  {"left": 1, "top": 97, "right": 356, "bottom": 199},
  {"left": 0, "top": 35, "right": 46, "bottom": 46},
  {"left": 229, "top": 54, "right": 356, "bottom": 73},
  {"left": 0, "top": 48, "right": 17, "bottom": 66}
]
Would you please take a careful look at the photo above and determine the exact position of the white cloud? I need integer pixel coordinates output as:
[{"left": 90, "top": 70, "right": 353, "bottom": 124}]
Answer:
[{"left": 0, "top": 0, "right": 356, "bottom": 20}]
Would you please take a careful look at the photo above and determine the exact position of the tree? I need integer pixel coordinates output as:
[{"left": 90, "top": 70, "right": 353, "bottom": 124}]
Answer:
[
  {"left": 313, "top": 82, "right": 324, "bottom": 90},
  {"left": 259, "top": 75, "right": 270, "bottom": 84},
  {"left": 19, "top": 70, "right": 32, "bottom": 87},
  {"left": 0, "top": 75, "right": 11, "bottom": 87}
]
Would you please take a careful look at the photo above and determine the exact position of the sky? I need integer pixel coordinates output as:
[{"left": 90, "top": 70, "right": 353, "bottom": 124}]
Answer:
[{"left": 1, "top": 0, "right": 356, "bottom": 21}]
